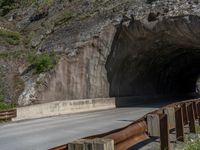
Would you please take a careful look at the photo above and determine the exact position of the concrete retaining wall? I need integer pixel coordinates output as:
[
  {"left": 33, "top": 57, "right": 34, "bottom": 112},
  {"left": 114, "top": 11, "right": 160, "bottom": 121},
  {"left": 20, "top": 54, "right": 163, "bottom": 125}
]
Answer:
[{"left": 13, "top": 98, "right": 116, "bottom": 121}]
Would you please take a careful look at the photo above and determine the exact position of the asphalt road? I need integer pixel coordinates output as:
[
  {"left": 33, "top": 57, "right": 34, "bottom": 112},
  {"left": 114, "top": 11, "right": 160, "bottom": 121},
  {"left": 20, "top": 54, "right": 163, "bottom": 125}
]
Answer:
[{"left": 0, "top": 103, "right": 166, "bottom": 150}]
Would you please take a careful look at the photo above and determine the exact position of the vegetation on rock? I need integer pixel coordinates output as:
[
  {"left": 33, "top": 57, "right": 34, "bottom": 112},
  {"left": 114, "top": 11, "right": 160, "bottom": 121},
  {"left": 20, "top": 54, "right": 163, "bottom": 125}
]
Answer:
[
  {"left": 0, "top": 73, "right": 16, "bottom": 110},
  {"left": 54, "top": 11, "right": 73, "bottom": 27},
  {"left": 28, "top": 51, "right": 57, "bottom": 74},
  {"left": 0, "top": 0, "right": 16, "bottom": 16},
  {"left": 0, "top": 102, "right": 15, "bottom": 110},
  {"left": 0, "top": 74, "right": 5, "bottom": 102},
  {"left": 0, "top": 29, "right": 21, "bottom": 45},
  {"left": 12, "top": 75, "right": 25, "bottom": 102},
  {"left": 0, "top": 50, "right": 26, "bottom": 60},
  {"left": 183, "top": 136, "right": 200, "bottom": 150}
]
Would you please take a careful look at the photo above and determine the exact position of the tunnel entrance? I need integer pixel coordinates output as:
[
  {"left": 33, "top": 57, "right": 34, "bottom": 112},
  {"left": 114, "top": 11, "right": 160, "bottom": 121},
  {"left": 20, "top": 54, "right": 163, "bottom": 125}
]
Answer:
[
  {"left": 106, "top": 15, "right": 200, "bottom": 100},
  {"left": 196, "top": 76, "right": 200, "bottom": 95}
]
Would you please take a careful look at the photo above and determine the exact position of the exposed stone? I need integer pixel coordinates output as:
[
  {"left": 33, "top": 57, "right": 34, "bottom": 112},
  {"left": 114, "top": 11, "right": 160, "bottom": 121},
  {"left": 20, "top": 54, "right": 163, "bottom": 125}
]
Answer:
[
  {"left": 29, "top": 8, "right": 49, "bottom": 22},
  {"left": 35, "top": 24, "right": 116, "bottom": 103},
  {"left": 1, "top": 0, "right": 200, "bottom": 105}
]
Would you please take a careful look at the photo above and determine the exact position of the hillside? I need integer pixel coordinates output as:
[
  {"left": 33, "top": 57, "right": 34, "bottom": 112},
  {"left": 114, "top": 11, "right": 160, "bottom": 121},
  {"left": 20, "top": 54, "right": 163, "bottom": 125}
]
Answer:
[{"left": 0, "top": 0, "right": 199, "bottom": 106}]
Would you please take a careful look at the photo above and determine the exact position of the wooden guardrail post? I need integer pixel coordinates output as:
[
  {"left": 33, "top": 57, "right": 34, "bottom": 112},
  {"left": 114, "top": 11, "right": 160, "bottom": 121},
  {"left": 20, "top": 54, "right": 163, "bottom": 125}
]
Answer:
[
  {"left": 68, "top": 139, "right": 114, "bottom": 150},
  {"left": 187, "top": 103, "right": 196, "bottom": 133},
  {"left": 164, "top": 107, "right": 175, "bottom": 129},
  {"left": 175, "top": 107, "right": 184, "bottom": 142},
  {"left": 147, "top": 113, "right": 170, "bottom": 150},
  {"left": 93, "top": 139, "right": 114, "bottom": 150},
  {"left": 182, "top": 103, "right": 188, "bottom": 125},
  {"left": 192, "top": 101, "right": 198, "bottom": 119},
  {"left": 197, "top": 102, "right": 200, "bottom": 125},
  {"left": 147, "top": 114, "right": 160, "bottom": 137},
  {"left": 160, "top": 114, "right": 170, "bottom": 150},
  {"left": 68, "top": 139, "right": 85, "bottom": 150}
]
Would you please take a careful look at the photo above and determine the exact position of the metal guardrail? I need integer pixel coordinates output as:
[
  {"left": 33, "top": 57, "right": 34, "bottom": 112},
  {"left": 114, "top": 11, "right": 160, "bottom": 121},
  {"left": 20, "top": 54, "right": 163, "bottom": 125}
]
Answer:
[
  {"left": 49, "top": 119, "right": 148, "bottom": 150},
  {"left": 0, "top": 109, "right": 17, "bottom": 120},
  {"left": 50, "top": 98, "right": 200, "bottom": 150}
]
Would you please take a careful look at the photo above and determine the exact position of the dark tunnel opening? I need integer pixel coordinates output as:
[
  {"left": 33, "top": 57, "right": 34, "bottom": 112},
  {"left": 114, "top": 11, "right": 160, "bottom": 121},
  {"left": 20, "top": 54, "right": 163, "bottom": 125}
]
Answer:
[
  {"left": 106, "top": 15, "right": 200, "bottom": 102},
  {"left": 155, "top": 50, "right": 200, "bottom": 95}
]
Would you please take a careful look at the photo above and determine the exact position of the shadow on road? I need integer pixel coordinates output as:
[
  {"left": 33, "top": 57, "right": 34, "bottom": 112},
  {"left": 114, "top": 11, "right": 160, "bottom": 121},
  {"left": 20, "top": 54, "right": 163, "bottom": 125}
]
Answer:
[
  {"left": 116, "top": 93, "right": 200, "bottom": 108},
  {"left": 128, "top": 137, "right": 159, "bottom": 150}
]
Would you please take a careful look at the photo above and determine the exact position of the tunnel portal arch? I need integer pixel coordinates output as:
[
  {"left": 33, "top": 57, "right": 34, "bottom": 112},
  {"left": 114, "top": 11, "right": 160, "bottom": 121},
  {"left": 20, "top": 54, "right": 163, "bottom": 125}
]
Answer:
[{"left": 106, "top": 15, "right": 200, "bottom": 98}]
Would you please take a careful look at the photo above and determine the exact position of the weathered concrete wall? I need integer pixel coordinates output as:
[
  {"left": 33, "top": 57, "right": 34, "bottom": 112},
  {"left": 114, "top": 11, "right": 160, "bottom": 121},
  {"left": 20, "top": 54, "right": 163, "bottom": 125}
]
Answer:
[{"left": 13, "top": 98, "right": 116, "bottom": 121}]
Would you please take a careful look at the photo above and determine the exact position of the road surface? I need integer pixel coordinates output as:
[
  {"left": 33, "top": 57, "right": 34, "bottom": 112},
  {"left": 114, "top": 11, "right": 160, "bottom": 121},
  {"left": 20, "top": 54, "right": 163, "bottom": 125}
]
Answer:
[{"left": 0, "top": 103, "right": 167, "bottom": 150}]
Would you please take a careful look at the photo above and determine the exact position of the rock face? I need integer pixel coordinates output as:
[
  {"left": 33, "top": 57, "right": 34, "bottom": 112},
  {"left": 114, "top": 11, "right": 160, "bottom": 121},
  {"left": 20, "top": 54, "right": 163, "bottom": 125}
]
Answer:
[
  {"left": 1, "top": 0, "right": 200, "bottom": 105},
  {"left": 36, "top": 24, "right": 115, "bottom": 102},
  {"left": 106, "top": 15, "right": 200, "bottom": 97}
]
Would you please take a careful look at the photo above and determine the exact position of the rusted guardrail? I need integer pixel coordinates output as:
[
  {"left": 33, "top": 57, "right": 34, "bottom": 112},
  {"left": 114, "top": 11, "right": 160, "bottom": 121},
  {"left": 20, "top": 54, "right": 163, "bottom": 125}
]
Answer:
[
  {"left": 49, "top": 119, "right": 148, "bottom": 150},
  {"left": 0, "top": 109, "right": 17, "bottom": 120},
  {"left": 50, "top": 98, "right": 200, "bottom": 150}
]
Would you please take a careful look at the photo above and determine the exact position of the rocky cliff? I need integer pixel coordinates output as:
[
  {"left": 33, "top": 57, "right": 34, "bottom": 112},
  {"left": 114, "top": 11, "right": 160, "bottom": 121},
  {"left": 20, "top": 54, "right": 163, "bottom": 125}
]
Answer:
[{"left": 0, "top": 0, "right": 200, "bottom": 106}]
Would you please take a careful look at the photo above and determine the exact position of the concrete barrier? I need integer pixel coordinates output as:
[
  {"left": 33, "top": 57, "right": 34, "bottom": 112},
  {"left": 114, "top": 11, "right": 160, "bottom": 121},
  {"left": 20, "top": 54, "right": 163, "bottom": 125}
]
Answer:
[{"left": 13, "top": 98, "right": 116, "bottom": 121}]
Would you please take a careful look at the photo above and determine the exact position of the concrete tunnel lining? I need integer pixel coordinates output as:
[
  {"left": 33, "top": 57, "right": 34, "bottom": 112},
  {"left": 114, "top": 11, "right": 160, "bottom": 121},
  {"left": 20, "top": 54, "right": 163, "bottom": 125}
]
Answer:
[{"left": 106, "top": 15, "right": 200, "bottom": 98}]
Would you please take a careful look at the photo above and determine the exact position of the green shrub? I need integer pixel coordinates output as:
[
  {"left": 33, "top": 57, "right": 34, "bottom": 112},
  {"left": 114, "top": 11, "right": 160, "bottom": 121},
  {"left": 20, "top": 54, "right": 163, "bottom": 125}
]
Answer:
[
  {"left": 54, "top": 11, "right": 73, "bottom": 27},
  {"left": 0, "top": 0, "right": 53, "bottom": 16},
  {"left": 0, "top": 51, "right": 24, "bottom": 60},
  {"left": 37, "top": 0, "right": 53, "bottom": 8},
  {"left": 196, "top": 125, "right": 200, "bottom": 133},
  {"left": 0, "top": 75, "right": 14, "bottom": 111},
  {"left": 13, "top": 75, "right": 25, "bottom": 101},
  {"left": 0, "top": 102, "right": 15, "bottom": 110},
  {"left": 0, "top": 29, "right": 21, "bottom": 45},
  {"left": 184, "top": 138, "right": 200, "bottom": 150},
  {"left": 0, "top": 0, "right": 16, "bottom": 16},
  {"left": 28, "top": 51, "right": 57, "bottom": 74},
  {"left": 0, "top": 75, "right": 5, "bottom": 102}
]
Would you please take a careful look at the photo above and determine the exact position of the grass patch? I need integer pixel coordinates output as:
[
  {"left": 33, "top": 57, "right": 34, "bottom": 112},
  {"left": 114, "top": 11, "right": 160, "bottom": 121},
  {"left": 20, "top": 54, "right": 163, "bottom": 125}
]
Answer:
[
  {"left": 20, "top": 0, "right": 53, "bottom": 8},
  {"left": 77, "top": 12, "right": 96, "bottom": 21},
  {"left": 0, "top": 0, "right": 17, "bottom": 16},
  {"left": 0, "top": 51, "right": 25, "bottom": 60},
  {"left": 175, "top": 131, "right": 200, "bottom": 150},
  {"left": 54, "top": 11, "right": 73, "bottom": 27},
  {"left": 184, "top": 138, "right": 200, "bottom": 150},
  {"left": 36, "top": 80, "right": 44, "bottom": 88},
  {"left": 28, "top": 51, "right": 57, "bottom": 74},
  {"left": 196, "top": 125, "right": 200, "bottom": 133},
  {"left": 13, "top": 75, "right": 24, "bottom": 101},
  {"left": 0, "top": 73, "right": 15, "bottom": 111},
  {"left": 0, "top": 70, "right": 18, "bottom": 111},
  {"left": 0, "top": 29, "right": 21, "bottom": 45},
  {"left": 36, "top": 0, "right": 53, "bottom": 10},
  {"left": 0, "top": 74, "right": 5, "bottom": 102},
  {"left": 0, "top": 102, "right": 15, "bottom": 110}
]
